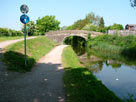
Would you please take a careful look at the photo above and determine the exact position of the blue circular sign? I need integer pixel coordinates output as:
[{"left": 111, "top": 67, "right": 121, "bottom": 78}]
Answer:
[{"left": 20, "top": 14, "right": 30, "bottom": 24}]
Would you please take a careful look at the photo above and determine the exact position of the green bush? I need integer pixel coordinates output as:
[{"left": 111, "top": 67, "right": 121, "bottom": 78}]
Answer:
[
  {"left": 87, "top": 34, "right": 136, "bottom": 58},
  {"left": 108, "top": 23, "right": 124, "bottom": 30},
  {"left": 90, "top": 34, "right": 136, "bottom": 48},
  {"left": 0, "top": 28, "right": 23, "bottom": 36},
  {"left": 36, "top": 15, "right": 60, "bottom": 35},
  {"left": 67, "top": 12, "right": 105, "bottom": 31}
]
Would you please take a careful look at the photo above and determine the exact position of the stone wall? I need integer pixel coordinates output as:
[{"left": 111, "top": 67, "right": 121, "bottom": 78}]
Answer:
[
  {"left": 46, "top": 30, "right": 103, "bottom": 35},
  {"left": 46, "top": 30, "right": 103, "bottom": 43},
  {"left": 108, "top": 30, "right": 136, "bottom": 36}
]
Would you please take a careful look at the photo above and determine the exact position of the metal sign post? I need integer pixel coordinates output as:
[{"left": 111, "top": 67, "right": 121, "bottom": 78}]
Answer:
[
  {"left": 24, "top": 24, "right": 27, "bottom": 65},
  {"left": 20, "top": 4, "right": 30, "bottom": 66}
]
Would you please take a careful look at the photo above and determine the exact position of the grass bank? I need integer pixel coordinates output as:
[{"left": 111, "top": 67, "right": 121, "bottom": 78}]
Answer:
[
  {"left": 62, "top": 46, "right": 122, "bottom": 102},
  {"left": 87, "top": 34, "right": 136, "bottom": 59},
  {"left": 0, "top": 36, "right": 24, "bottom": 42},
  {"left": 3, "top": 36, "right": 56, "bottom": 72}
]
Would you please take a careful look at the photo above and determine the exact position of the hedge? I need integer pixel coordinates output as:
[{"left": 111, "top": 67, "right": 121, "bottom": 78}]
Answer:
[{"left": 0, "top": 28, "right": 23, "bottom": 36}]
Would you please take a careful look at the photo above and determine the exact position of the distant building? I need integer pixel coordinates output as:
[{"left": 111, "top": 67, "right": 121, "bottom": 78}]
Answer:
[{"left": 125, "top": 24, "right": 136, "bottom": 30}]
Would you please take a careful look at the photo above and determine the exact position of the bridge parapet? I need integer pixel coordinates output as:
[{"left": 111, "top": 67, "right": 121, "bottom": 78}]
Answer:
[
  {"left": 46, "top": 30, "right": 103, "bottom": 43},
  {"left": 46, "top": 30, "right": 102, "bottom": 35}
]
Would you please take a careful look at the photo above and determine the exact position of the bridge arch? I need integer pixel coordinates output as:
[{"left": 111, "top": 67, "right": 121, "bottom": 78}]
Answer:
[
  {"left": 46, "top": 30, "right": 103, "bottom": 43},
  {"left": 63, "top": 35, "right": 86, "bottom": 44}
]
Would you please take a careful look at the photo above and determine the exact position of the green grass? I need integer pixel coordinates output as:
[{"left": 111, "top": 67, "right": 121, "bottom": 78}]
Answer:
[
  {"left": 62, "top": 46, "right": 122, "bottom": 102},
  {"left": 87, "top": 34, "right": 136, "bottom": 59},
  {"left": 0, "top": 36, "right": 24, "bottom": 42},
  {"left": 91, "top": 42, "right": 123, "bottom": 54},
  {"left": 3, "top": 36, "right": 56, "bottom": 72},
  {"left": 62, "top": 46, "right": 81, "bottom": 68}
]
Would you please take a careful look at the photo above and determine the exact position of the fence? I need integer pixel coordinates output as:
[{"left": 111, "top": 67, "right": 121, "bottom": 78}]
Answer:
[{"left": 108, "top": 30, "right": 136, "bottom": 36}]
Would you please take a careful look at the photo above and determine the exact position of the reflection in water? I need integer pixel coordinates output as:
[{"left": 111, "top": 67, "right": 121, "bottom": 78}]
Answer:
[
  {"left": 72, "top": 46, "right": 86, "bottom": 56},
  {"left": 64, "top": 36, "right": 86, "bottom": 56},
  {"left": 70, "top": 43, "right": 136, "bottom": 99},
  {"left": 79, "top": 51, "right": 136, "bottom": 99},
  {"left": 68, "top": 37, "right": 136, "bottom": 99},
  {"left": 89, "top": 61, "right": 103, "bottom": 73},
  {"left": 106, "top": 60, "right": 122, "bottom": 69},
  {"left": 80, "top": 54, "right": 123, "bottom": 73},
  {"left": 94, "top": 63, "right": 136, "bottom": 99}
]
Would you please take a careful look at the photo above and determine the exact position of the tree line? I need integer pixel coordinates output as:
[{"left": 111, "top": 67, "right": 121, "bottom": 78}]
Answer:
[
  {"left": 20, "top": 0, "right": 136, "bottom": 36},
  {"left": 0, "top": 28, "right": 23, "bottom": 36},
  {"left": 62, "top": 12, "right": 124, "bottom": 33},
  {"left": 2, "top": 1, "right": 135, "bottom": 37},
  {"left": 0, "top": 13, "right": 125, "bottom": 37},
  {"left": 0, "top": 16, "right": 60, "bottom": 36}
]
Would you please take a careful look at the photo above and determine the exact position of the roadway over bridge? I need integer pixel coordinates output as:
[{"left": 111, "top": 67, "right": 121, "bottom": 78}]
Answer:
[{"left": 46, "top": 30, "right": 103, "bottom": 43}]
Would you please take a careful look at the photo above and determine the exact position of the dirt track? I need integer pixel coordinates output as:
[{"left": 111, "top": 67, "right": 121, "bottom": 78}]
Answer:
[{"left": 0, "top": 38, "right": 66, "bottom": 102}]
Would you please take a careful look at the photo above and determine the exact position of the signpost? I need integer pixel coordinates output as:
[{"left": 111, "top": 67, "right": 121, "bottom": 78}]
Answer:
[
  {"left": 20, "top": 4, "right": 29, "bottom": 14},
  {"left": 20, "top": 4, "right": 30, "bottom": 66}
]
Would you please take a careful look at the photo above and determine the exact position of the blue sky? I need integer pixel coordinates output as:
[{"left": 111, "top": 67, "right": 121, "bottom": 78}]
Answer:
[{"left": 0, "top": 0, "right": 135, "bottom": 30}]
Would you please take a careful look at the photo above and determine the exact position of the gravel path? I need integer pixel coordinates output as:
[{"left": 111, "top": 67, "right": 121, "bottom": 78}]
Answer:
[
  {"left": 0, "top": 37, "right": 36, "bottom": 49},
  {"left": 0, "top": 37, "right": 66, "bottom": 102}
]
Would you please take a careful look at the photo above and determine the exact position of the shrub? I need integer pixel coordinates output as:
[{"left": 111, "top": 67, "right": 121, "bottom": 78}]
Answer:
[
  {"left": 36, "top": 16, "right": 60, "bottom": 35},
  {"left": 87, "top": 34, "right": 136, "bottom": 58},
  {"left": 0, "top": 28, "right": 23, "bottom": 36}
]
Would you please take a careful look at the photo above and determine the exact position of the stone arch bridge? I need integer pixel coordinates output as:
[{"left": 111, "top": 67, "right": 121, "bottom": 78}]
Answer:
[{"left": 46, "top": 30, "right": 103, "bottom": 43}]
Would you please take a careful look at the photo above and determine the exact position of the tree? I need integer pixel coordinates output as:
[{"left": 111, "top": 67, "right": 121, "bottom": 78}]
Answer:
[
  {"left": 108, "top": 23, "right": 124, "bottom": 30},
  {"left": 67, "top": 12, "right": 102, "bottom": 30},
  {"left": 82, "top": 23, "right": 92, "bottom": 30},
  {"left": 36, "top": 16, "right": 60, "bottom": 35},
  {"left": 99, "top": 17, "right": 105, "bottom": 28},
  {"left": 85, "top": 12, "right": 101, "bottom": 26},
  {"left": 60, "top": 26, "right": 68, "bottom": 30},
  {"left": 66, "top": 12, "right": 106, "bottom": 32},
  {"left": 66, "top": 19, "right": 90, "bottom": 30},
  {"left": 130, "top": 0, "right": 136, "bottom": 7},
  {"left": 82, "top": 23, "right": 99, "bottom": 31},
  {"left": 98, "top": 17, "right": 106, "bottom": 33},
  {"left": 21, "top": 21, "right": 36, "bottom": 36},
  {"left": 27, "top": 21, "right": 36, "bottom": 36}
]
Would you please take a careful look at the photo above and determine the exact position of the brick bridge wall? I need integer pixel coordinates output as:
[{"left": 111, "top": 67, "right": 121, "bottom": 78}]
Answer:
[{"left": 46, "top": 30, "right": 103, "bottom": 43}]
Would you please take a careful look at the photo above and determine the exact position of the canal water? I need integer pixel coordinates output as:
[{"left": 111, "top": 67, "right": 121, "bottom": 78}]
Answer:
[{"left": 74, "top": 46, "right": 136, "bottom": 99}]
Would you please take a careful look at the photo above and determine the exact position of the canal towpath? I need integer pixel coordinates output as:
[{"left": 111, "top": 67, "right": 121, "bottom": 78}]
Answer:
[{"left": 0, "top": 37, "right": 66, "bottom": 102}]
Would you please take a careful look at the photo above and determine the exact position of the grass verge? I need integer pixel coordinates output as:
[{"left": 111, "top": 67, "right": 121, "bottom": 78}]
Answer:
[
  {"left": 62, "top": 46, "right": 122, "bottom": 102},
  {"left": 0, "top": 36, "right": 24, "bottom": 42},
  {"left": 3, "top": 36, "right": 56, "bottom": 72},
  {"left": 87, "top": 34, "right": 136, "bottom": 58}
]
